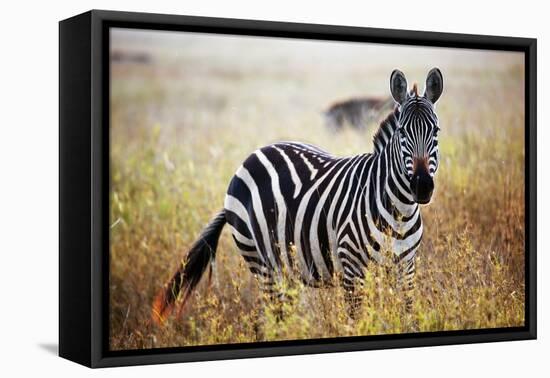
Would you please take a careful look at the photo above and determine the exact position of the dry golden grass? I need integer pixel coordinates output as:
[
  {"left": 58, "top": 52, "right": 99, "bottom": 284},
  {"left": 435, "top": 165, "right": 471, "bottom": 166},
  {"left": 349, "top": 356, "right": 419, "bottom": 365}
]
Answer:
[{"left": 109, "top": 31, "right": 525, "bottom": 350}]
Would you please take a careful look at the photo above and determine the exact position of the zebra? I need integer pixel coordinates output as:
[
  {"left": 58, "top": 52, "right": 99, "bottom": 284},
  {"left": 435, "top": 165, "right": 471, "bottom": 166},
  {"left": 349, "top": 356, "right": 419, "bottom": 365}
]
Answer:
[
  {"left": 324, "top": 96, "right": 395, "bottom": 131},
  {"left": 152, "top": 68, "right": 444, "bottom": 323}
]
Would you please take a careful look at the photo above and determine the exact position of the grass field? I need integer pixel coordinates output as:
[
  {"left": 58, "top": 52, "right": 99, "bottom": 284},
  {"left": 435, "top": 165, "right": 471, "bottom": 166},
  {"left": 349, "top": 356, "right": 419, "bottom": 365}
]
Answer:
[{"left": 109, "top": 29, "right": 525, "bottom": 350}]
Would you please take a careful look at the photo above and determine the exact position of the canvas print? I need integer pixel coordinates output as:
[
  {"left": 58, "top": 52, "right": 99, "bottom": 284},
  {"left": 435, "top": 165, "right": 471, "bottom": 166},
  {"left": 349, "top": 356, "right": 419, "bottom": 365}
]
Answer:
[{"left": 109, "top": 28, "right": 525, "bottom": 351}]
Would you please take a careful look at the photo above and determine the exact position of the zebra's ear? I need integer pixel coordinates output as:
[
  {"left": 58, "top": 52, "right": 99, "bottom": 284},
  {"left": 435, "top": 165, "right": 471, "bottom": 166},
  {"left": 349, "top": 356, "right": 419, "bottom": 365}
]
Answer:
[
  {"left": 390, "top": 69, "right": 408, "bottom": 105},
  {"left": 425, "top": 68, "right": 443, "bottom": 104}
]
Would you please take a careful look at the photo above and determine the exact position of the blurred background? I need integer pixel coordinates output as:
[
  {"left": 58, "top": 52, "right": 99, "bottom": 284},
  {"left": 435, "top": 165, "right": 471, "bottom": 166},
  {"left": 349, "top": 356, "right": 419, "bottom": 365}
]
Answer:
[{"left": 109, "top": 28, "right": 525, "bottom": 350}]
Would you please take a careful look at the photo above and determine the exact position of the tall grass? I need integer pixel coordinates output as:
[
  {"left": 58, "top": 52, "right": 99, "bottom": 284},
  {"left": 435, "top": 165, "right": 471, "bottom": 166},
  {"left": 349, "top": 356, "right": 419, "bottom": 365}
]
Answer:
[{"left": 109, "top": 33, "right": 525, "bottom": 350}]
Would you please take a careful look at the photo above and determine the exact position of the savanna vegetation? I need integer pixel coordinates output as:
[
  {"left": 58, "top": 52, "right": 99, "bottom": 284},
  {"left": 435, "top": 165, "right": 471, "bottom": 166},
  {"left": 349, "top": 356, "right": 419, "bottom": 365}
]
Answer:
[{"left": 109, "top": 30, "right": 525, "bottom": 350}]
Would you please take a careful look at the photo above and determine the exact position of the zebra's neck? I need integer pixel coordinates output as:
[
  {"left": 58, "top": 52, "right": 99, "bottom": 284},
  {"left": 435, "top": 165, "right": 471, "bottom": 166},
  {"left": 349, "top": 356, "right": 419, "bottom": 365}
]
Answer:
[
  {"left": 372, "top": 107, "right": 399, "bottom": 154},
  {"left": 355, "top": 135, "right": 420, "bottom": 262},
  {"left": 378, "top": 129, "right": 418, "bottom": 221}
]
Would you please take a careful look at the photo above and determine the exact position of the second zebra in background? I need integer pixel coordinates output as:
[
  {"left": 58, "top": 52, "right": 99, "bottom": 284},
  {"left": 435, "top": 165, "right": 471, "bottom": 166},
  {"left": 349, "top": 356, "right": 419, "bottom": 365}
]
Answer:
[{"left": 324, "top": 96, "right": 395, "bottom": 131}]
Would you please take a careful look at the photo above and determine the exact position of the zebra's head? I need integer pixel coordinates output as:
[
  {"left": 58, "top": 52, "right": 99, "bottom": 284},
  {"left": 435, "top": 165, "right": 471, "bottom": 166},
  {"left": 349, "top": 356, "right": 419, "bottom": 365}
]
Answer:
[{"left": 390, "top": 68, "right": 444, "bottom": 205}]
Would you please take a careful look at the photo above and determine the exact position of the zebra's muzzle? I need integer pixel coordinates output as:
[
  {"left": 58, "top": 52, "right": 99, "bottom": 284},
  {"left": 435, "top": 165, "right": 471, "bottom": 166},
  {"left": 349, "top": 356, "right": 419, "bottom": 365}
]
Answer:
[{"left": 410, "top": 169, "right": 434, "bottom": 205}]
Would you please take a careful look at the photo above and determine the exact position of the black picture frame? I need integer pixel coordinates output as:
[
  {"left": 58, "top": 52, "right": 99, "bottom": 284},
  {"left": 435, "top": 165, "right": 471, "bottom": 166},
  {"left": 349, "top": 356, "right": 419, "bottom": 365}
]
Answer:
[{"left": 59, "top": 9, "right": 537, "bottom": 368}]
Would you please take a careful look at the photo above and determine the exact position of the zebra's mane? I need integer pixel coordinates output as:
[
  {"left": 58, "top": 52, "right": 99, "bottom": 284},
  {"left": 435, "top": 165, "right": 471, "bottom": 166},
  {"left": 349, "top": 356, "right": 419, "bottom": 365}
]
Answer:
[{"left": 372, "top": 107, "right": 400, "bottom": 154}]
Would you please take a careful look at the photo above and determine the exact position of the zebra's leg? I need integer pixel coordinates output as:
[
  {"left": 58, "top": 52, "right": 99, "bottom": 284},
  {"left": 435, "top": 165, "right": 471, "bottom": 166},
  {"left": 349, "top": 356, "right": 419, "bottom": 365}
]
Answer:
[
  {"left": 247, "top": 268, "right": 279, "bottom": 341},
  {"left": 343, "top": 280, "right": 363, "bottom": 320},
  {"left": 397, "top": 254, "right": 416, "bottom": 313},
  {"left": 241, "top": 255, "right": 286, "bottom": 324},
  {"left": 259, "top": 273, "right": 290, "bottom": 322},
  {"left": 231, "top": 240, "right": 272, "bottom": 339},
  {"left": 250, "top": 275, "right": 288, "bottom": 342},
  {"left": 338, "top": 248, "right": 365, "bottom": 319}
]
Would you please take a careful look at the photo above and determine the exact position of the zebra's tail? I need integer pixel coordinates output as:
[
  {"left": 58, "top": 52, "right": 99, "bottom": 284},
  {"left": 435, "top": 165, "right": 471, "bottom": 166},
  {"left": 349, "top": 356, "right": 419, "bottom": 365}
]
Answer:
[{"left": 152, "top": 210, "right": 226, "bottom": 325}]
